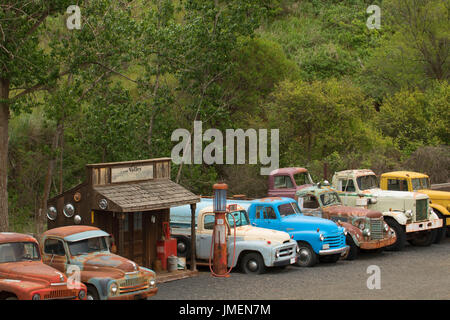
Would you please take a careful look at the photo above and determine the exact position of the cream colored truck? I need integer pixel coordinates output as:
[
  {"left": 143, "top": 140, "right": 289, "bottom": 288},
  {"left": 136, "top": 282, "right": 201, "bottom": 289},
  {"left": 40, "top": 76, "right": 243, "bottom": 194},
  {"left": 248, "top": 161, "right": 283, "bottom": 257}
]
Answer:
[
  {"left": 171, "top": 204, "right": 298, "bottom": 274},
  {"left": 332, "top": 169, "right": 443, "bottom": 251}
]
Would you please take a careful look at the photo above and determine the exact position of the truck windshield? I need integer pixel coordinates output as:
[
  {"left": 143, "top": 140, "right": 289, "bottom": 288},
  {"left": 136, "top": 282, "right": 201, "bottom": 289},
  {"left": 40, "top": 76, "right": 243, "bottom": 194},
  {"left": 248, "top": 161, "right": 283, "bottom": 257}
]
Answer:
[
  {"left": 320, "top": 192, "right": 341, "bottom": 206},
  {"left": 294, "top": 172, "right": 313, "bottom": 186},
  {"left": 227, "top": 211, "right": 250, "bottom": 227},
  {"left": 357, "top": 175, "right": 378, "bottom": 191},
  {"left": 0, "top": 242, "right": 40, "bottom": 263},
  {"left": 278, "top": 202, "right": 301, "bottom": 217},
  {"left": 411, "top": 178, "right": 430, "bottom": 190},
  {"left": 68, "top": 236, "right": 109, "bottom": 256}
]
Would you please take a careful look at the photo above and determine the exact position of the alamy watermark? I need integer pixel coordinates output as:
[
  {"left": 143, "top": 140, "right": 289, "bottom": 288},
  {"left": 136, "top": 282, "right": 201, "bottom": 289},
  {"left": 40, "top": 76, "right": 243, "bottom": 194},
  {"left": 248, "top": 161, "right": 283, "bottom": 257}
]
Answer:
[
  {"left": 366, "top": 265, "right": 381, "bottom": 289},
  {"left": 171, "top": 121, "right": 279, "bottom": 175},
  {"left": 366, "top": 5, "right": 381, "bottom": 30},
  {"left": 66, "top": 5, "right": 81, "bottom": 30}
]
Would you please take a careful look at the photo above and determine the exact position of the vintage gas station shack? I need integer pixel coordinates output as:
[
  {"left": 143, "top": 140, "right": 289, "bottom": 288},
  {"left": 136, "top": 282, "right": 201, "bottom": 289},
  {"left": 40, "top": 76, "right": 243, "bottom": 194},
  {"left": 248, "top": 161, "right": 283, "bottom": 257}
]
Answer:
[{"left": 46, "top": 158, "right": 200, "bottom": 282}]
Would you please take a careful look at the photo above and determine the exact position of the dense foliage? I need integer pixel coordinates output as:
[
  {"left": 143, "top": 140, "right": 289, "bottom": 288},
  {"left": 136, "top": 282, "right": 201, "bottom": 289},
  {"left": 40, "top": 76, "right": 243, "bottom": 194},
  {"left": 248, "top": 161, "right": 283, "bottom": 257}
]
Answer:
[{"left": 1, "top": 0, "right": 448, "bottom": 232}]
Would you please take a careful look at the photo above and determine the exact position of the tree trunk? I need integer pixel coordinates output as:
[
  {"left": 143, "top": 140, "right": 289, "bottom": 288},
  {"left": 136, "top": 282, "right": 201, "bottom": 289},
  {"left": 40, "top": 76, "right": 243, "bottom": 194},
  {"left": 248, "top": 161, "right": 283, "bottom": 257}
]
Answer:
[
  {"left": 35, "top": 124, "right": 62, "bottom": 235},
  {"left": 0, "top": 78, "right": 10, "bottom": 232}
]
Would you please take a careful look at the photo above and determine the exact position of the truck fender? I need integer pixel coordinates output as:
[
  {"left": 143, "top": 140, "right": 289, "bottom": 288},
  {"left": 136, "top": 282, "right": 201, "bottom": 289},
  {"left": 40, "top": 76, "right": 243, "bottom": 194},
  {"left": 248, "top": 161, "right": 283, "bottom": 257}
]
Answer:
[
  {"left": 430, "top": 204, "right": 449, "bottom": 217},
  {"left": 289, "top": 231, "right": 323, "bottom": 254},
  {"left": 383, "top": 211, "right": 408, "bottom": 225},
  {"left": 231, "top": 241, "right": 270, "bottom": 268},
  {"left": 86, "top": 277, "right": 113, "bottom": 300},
  {"left": 0, "top": 280, "right": 42, "bottom": 300},
  {"left": 338, "top": 222, "right": 362, "bottom": 247}
]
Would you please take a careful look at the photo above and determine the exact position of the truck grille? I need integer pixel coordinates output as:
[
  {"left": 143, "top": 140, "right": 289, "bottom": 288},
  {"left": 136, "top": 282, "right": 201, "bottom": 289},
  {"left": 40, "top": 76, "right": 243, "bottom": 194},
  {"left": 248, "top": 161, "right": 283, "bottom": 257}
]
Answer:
[
  {"left": 369, "top": 219, "right": 384, "bottom": 240},
  {"left": 323, "top": 234, "right": 345, "bottom": 249},
  {"left": 118, "top": 277, "right": 149, "bottom": 294},
  {"left": 415, "top": 199, "right": 428, "bottom": 222},
  {"left": 44, "top": 290, "right": 77, "bottom": 300},
  {"left": 278, "top": 245, "right": 295, "bottom": 258}
]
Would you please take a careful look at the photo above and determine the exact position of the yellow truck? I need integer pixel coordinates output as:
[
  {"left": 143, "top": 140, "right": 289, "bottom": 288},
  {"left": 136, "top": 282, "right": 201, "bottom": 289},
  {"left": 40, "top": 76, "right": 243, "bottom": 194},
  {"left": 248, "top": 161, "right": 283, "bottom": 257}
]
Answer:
[{"left": 380, "top": 171, "right": 449, "bottom": 242}]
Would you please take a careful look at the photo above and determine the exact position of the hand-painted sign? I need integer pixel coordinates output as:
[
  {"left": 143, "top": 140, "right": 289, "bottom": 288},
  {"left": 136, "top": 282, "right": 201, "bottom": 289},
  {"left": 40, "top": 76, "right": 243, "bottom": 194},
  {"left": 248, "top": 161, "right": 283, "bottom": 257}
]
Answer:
[{"left": 111, "top": 164, "right": 154, "bottom": 183}]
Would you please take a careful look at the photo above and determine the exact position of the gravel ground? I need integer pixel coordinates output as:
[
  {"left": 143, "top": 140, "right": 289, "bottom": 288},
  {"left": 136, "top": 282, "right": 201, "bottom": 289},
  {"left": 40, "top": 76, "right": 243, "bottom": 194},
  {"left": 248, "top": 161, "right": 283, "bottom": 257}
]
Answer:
[{"left": 154, "top": 236, "right": 450, "bottom": 300}]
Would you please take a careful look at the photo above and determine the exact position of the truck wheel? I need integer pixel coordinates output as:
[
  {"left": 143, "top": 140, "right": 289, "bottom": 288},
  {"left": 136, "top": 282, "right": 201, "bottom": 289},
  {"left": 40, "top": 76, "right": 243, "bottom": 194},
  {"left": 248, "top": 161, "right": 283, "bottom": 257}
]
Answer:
[
  {"left": 240, "top": 252, "right": 266, "bottom": 275},
  {"left": 295, "top": 242, "right": 317, "bottom": 267},
  {"left": 87, "top": 286, "right": 99, "bottom": 300},
  {"left": 343, "top": 235, "right": 359, "bottom": 261},
  {"left": 385, "top": 218, "right": 406, "bottom": 251},
  {"left": 174, "top": 236, "right": 191, "bottom": 258},
  {"left": 409, "top": 229, "right": 436, "bottom": 247},
  {"left": 432, "top": 211, "right": 446, "bottom": 244}
]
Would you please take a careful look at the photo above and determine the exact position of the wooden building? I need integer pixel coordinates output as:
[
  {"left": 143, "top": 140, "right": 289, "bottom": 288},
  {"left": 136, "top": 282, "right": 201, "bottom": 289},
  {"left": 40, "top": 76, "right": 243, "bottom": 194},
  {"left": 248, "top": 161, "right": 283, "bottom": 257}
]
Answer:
[{"left": 47, "top": 158, "right": 199, "bottom": 280}]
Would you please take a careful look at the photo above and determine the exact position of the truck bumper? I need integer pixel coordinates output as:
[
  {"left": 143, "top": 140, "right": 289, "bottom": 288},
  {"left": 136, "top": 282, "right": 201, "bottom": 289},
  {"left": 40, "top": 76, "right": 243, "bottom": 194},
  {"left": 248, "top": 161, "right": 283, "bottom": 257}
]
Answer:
[
  {"left": 319, "top": 245, "right": 349, "bottom": 256},
  {"left": 405, "top": 219, "right": 443, "bottom": 233},
  {"left": 359, "top": 236, "right": 397, "bottom": 250},
  {"left": 108, "top": 288, "right": 158, "bottom": 300},
  {"left": 273, "top": 256, "right": 297, "bottom": 267}
]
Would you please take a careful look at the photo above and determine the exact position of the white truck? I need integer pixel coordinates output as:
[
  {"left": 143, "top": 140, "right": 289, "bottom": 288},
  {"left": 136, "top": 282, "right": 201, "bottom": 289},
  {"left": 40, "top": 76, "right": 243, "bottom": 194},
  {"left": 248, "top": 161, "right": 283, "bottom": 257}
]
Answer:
[
  {"left": 171, "top": 204, "right": 298, "bottom": 274},
  {"left": 331, "top": 169, "right": 443, "bottom": 251}
]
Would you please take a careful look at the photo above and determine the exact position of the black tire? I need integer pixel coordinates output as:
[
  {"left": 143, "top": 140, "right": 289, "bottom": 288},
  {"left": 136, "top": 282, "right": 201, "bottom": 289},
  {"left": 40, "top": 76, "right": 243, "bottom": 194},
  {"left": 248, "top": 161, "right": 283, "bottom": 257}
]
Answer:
[
  {"left": 433, "top": 211, "right": 446, "bottom": 244},
  {"left": 343, "top": 235, "right": 359, "bottom": 261},
  {"left": 174, "top": 236, "right": 191, "bottom": 258},
  {"left": 86, "top": 286, "right": 99, "bottom": 300},
  {"left": 240, "top": 252, "right": 266, "bottom": 275},
  {"left": 410, "top": 229, "right": 436, "bottom": 247},
  {"left": 319, "top": 253, "right": 341, "bottom": 263},
  {"left": 385, "top": 218, "right": 406, "bottom": 251},
  {"left": 295, "top": 242, "right": 317, "bottom": 267}
]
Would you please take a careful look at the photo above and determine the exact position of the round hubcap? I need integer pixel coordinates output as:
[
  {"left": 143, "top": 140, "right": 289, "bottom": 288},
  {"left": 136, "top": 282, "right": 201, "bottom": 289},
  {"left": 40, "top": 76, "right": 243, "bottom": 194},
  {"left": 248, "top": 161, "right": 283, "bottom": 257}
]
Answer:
[
  {"left": 87, "top": 294, "right": 94, "bottom": 301},
  {"left": 299, "top": 248, "right": 311, "bottom": 263},
  {"left": 177, "top": 242, "right": 186, "bottom": 252},
  {"left": 247, "top": 260, "right": 258, "bottom": 272}
]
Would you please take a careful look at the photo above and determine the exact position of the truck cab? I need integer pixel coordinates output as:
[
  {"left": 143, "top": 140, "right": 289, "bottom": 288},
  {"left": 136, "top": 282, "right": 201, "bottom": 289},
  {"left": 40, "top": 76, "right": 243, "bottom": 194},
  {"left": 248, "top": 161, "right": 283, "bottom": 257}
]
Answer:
[
  {"left": 40, "top": 225, "right": 158, "bottom": 300},
  {"left": 0, "top": 232, "right": 86, "bottom": 300},
  {"left": 171, "top": 204, "right": 298, "bottom": 275},
  {"left": 380, "top": 171, "right": 449, "bottom": 241},
  {"left": 296, "top": 186, "right": 396, "bottom": 260},
  {"left": 247, "top": 197, "right": 349, "bottom": 267},
  {"left": 267, "top": 168, "right": 314, "bottom": 199},
  {"left": 332, "top": 169, "right": 443, "bottom": 251}
]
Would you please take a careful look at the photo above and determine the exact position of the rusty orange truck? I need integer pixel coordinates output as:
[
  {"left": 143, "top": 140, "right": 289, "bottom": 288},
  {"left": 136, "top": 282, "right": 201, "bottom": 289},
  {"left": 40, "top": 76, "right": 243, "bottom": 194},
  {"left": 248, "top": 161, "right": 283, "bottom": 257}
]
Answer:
[
  {"left": 40, "top": 225, "right": 158, "bottom": 300},
  {"left": 0, "top": 232, "right": 87, "bottom": 300}
]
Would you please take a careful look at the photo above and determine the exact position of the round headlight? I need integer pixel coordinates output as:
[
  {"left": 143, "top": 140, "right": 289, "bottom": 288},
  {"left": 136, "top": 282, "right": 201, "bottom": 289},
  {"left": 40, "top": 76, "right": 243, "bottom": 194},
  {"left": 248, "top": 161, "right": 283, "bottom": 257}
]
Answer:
[
  {"left": 78, "top": 290, "right": 86, "bottom": 300},
  {"left": 275, "top": 251, "right": 280, "bottom": 259},
  {"left": 149, "top": 279, "right": 156, "bottom": 288},
  {"left": 110, "top": 282, "right": 118, "bottom": 295},
  {"left": 384, "top": 223, "right": 389, "bottom": 232},
  {"left": 363, "top": 229, "right": 371, "bottom": 237},
  {"left": 405, "top": 210, "right": 413, "bottom": 218},
  {"left": 319, "top": 234, "right": 325, "bottom": 241},
  {"left": 32, "top": 294, "right": 41, "bottom": 300},
  {"left": 47, "top": 206, "right": 57, "bottom": 221},
  {"left": 63, "top": 203, "right": 75, "bottom": 218}
]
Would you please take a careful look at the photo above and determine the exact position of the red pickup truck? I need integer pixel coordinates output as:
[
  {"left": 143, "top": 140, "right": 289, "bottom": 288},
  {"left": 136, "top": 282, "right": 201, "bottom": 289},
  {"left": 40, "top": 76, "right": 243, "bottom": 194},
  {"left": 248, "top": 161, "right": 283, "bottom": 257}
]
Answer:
[{"left": 0, "top": 232, "right": 86, "bottom": 300}]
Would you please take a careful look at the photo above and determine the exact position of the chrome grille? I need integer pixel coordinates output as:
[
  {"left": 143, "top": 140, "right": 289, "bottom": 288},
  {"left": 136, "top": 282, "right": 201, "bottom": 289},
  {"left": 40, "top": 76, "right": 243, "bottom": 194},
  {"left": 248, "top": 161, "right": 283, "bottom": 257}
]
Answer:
[
  {"left": 44, "top": 290, "right": 76, "bottom": 300},
  {"left": 278, "top": 245, "right": 295, "bottom": 258},
  {"left": 415, "top": 199, "right": 428, "bottom": 222},
  {"left": 118, "top": 277, "right": 149, "bottom": 294},
  {"left": 323, "top": 234, "right": 345, "bottom": 248},
  {"left": 369, "top": 219, "right": 383, "bottom": 240}
]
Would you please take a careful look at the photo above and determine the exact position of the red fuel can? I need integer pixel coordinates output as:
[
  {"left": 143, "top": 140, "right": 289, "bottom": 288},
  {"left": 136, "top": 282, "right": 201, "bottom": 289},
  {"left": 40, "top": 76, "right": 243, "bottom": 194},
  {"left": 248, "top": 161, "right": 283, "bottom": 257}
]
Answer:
[{"left": 156, "top": 222, "right": 177, "bottom": 270}]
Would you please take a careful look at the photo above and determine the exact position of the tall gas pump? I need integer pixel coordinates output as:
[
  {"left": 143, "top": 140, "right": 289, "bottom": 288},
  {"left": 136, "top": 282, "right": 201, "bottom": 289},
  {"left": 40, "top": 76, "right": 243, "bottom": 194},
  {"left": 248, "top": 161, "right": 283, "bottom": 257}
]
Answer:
[{"left": 211, "top": 183, "right": 229, "bottom": 277}]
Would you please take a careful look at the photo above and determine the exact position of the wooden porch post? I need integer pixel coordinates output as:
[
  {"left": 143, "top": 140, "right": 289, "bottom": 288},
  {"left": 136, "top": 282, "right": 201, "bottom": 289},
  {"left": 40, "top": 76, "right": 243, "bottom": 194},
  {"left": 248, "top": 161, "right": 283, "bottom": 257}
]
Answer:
[
  {"left": 118, "top": 213, "right": 125, "bottom": 256},
  {"left": 190, "top": 203, "right": 197, "bottom": 271}
]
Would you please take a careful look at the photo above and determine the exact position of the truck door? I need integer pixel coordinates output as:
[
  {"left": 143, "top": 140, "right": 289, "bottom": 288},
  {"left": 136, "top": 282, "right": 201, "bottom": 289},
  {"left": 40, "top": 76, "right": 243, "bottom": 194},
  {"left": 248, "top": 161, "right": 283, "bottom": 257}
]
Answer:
[
  {"left": 271, "top": 175, "right": 296, "bottom": 198},
  {"left": 42, "top": 238, "right": 68, "bottom": 273},
  {"left": 254, "top": 205, "right": 280, "bottom": 231},
  {"left": 196, "top": 213, "right": 215, "bottom": 260}
]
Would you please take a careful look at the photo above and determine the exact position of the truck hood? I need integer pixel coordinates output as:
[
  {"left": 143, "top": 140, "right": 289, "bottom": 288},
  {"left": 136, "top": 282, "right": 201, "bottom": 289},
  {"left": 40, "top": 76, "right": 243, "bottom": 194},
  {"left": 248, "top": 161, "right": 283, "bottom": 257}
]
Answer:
[
  {"left": 323, "top": 205, "right": 382, "bottom": 218},
  {"left": 234, "top": 225, "right": 291, "bottom": 244},
  {"left": 281, "top": 214, "right": 341, "bottom": 234},
  {"left": 0, "top": 261, "right": 66, "bottom": 285},
  {"left": 360, "top": 188, "right": 428, "bottom": 200},
  {"left": 70, "top": 252, "right": 139, "bottom": 274},
  {"left": 419, "top": 189, "right": 449, "bottom": 201}
]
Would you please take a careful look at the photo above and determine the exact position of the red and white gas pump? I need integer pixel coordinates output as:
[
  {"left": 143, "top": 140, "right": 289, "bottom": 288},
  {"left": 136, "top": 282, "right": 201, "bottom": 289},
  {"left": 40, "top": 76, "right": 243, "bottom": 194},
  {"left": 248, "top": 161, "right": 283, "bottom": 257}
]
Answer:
[{"left": 209, "top": 183, "right": 236, "bottom": 277}]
